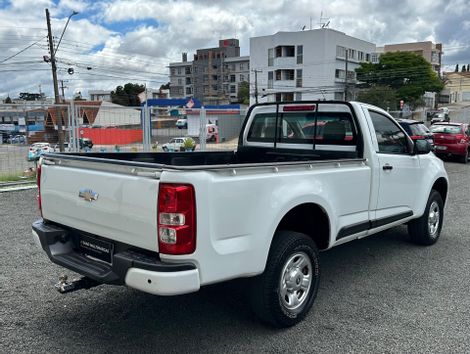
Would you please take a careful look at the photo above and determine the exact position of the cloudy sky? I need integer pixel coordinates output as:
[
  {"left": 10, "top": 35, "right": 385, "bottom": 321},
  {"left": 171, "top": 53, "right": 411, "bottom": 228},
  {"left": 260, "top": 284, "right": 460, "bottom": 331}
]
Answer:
[{"left": 0, "top": 0, "right": 469, "bottom": 100}]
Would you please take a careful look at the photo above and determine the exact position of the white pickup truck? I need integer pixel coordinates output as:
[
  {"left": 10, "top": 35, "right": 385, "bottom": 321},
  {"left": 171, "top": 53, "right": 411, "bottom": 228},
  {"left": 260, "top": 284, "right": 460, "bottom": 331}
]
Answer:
[{"left": 32, "top": 101, "right": 448, "bottom": 327}]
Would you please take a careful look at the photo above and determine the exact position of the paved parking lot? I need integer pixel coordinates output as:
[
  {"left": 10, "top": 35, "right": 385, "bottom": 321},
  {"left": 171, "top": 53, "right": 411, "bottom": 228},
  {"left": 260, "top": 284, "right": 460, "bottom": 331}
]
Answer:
[{"left": 1, "top": 161, "right": 470, "bottom": 353}]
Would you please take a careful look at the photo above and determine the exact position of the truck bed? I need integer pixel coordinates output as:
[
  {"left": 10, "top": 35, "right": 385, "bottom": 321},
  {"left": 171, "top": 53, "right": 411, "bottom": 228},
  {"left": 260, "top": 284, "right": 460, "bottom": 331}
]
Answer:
[{"left": 46, "top": 146, "right": 359, "bottom": 169}]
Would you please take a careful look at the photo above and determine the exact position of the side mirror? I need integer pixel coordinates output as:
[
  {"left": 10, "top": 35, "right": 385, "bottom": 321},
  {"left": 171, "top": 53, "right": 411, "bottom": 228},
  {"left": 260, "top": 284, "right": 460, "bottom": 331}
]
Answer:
[{"left": 413, "top": 139, "right": 432, "bottom": 155}]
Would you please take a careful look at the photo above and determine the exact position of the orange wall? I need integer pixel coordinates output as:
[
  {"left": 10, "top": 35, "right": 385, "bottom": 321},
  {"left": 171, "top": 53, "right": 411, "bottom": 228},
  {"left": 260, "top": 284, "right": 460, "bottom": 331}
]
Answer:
[{"left": 80, "top": 128, "right": 142, "bottom": 145}]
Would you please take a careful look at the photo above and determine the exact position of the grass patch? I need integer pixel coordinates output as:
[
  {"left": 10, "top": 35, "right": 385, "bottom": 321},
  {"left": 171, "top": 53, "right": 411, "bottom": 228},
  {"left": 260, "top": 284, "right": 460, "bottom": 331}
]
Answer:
[{"left": 0, "top": 173, "right": 36, "bottom": 183}]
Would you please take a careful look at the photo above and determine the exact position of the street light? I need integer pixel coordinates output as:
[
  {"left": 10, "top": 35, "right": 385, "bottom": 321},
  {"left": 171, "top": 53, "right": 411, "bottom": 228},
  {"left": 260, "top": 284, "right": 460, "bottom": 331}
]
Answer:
[{"left": 55, "top": 11, "right": 79, "bottom": 55}]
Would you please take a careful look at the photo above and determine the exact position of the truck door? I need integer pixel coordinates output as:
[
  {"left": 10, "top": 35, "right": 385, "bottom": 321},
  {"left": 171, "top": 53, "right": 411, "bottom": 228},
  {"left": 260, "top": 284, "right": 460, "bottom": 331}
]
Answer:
[{"left": 365, "top": 109, "right": 422, "bottom": 224}]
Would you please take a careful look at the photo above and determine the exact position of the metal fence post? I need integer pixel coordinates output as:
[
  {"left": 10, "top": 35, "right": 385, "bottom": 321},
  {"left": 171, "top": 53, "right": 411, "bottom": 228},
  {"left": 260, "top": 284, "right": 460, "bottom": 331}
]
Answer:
[{"left": 199, "top": 107, "right": 207, "bottom": 151}]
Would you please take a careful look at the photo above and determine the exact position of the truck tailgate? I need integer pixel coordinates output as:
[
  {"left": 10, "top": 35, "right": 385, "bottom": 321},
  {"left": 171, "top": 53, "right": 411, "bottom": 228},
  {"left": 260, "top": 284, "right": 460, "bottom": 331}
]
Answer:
[{"left": 40, "top": 164, "right": 159, "bottom": 252}]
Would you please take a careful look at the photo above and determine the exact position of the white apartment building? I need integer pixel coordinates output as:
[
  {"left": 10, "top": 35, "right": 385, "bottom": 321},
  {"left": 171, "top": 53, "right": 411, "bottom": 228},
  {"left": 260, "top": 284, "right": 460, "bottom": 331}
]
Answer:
[
  {"left": 223, "top": 56, "right": 250, "bottom": 103},
  {"left": 250, "top": 28, "right": 376, "bottom": 104}
]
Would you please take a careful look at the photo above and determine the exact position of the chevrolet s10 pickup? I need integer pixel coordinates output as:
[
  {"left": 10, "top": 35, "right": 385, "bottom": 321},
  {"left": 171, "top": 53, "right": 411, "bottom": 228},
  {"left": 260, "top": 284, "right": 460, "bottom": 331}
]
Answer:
[{"left": 32, "top": 101, "right": 448, "bottom": 327}]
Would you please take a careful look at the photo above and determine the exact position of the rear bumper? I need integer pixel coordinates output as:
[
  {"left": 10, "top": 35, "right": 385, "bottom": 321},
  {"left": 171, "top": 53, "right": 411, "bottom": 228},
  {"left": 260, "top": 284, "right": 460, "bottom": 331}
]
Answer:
[
  {"left": 434, "top": 143, "right": 467, "bottom": 156},
  {"left": 32, "top": 220, "right": 200, "bottom": 296}
]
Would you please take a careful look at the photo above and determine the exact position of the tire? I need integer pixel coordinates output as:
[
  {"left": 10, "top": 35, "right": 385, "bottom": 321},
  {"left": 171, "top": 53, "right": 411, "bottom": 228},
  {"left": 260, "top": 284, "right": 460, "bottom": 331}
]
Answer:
[
  {"left": 460, "top": 149, "right": 469, "bottom": 164},
  {"left": 249, "top": 231, "right": 320, "bottom": 328},
  {"left": 408, "top": 190, "right": 444, "bottom": 246},
  {"left": 162, "top": 147, "right": 168, "bottom": 152}
]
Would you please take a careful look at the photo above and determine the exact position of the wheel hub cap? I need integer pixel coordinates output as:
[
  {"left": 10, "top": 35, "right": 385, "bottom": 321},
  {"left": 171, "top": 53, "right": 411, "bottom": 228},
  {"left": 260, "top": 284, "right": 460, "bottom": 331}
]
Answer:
[
  {"left": 279, "top": 252, "right": 313, "bottom": 312},
  {"left": 428, "top": 201, "right": 440, "bottom": 238}
]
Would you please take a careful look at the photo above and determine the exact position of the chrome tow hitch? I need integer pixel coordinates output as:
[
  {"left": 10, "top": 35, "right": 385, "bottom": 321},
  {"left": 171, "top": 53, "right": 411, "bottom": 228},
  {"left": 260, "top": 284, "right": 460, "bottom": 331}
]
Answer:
[{"left": 54, "top": 275, "right": 100, "bottom": 294}]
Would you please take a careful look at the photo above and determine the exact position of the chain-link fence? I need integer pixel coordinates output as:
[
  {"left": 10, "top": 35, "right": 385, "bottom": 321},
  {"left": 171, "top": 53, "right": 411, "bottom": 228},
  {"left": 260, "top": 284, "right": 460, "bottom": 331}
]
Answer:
[{"left": 0, "top": 102, "right": 246, "bottom": 181}]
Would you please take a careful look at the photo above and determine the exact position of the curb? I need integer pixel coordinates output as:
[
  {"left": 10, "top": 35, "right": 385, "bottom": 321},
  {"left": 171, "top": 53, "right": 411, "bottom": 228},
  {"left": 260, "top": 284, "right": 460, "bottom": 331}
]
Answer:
[{"left": 0, "top": 183, "right": 37, "bottom": 193}]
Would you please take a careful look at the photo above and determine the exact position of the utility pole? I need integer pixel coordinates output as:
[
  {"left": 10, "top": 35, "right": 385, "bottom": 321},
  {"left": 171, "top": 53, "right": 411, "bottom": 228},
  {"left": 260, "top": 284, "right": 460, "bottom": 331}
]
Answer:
[
  {"left": 46, "top": 8, "right": 64, "bottom": 151},
  {"left": 252, "top": 69, "right": 262, "bottom": 104},
  {"left": 60, "top": 80, "right": 68, "bottom": 102},
  {"left": 344, "top": 49, "right": 349, "bottom": 101}
]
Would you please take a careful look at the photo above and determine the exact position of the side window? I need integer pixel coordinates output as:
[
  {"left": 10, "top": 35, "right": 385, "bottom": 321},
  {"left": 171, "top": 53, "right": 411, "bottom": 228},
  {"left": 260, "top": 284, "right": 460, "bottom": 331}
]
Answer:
[
  {"left": 369, "top": 111, "right": 408, "bottom": 154},
  {"left": 247, "top": 113, "right": 276, "bottom": 142},
  {"left": 279, "top": 112, "right": 356, "bottom": 145}
]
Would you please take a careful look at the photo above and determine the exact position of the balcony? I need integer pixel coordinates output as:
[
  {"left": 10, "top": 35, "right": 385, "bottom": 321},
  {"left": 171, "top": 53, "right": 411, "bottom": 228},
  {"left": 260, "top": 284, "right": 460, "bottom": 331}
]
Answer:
[{"left": 273, "top": 57, "right": 296, "bottom": 67}]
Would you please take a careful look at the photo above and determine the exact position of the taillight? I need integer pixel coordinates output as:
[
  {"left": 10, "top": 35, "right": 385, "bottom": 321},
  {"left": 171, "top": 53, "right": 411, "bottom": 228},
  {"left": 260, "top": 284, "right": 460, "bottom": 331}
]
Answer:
[
  {"left": 37, "top": 161, "right": 42, "bottom": 217},
  {"left": 410, "top": 135, "right": 425, "bottom": 140},
  {"left": 157, "top": 183, "right": 196, "bottom": 255},
  {"left": 283, "top": 105, "right": 316, "bottom": 112}
]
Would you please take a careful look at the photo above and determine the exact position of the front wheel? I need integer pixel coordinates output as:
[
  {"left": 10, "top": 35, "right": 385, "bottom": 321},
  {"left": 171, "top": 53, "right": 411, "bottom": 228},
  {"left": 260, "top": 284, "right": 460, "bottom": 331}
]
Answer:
[
  {"left": 408, "top": 190, "right": 444, "bottom": 245},
  {"left": 249, "top": 231, "right": 320, "bottom": 327}
]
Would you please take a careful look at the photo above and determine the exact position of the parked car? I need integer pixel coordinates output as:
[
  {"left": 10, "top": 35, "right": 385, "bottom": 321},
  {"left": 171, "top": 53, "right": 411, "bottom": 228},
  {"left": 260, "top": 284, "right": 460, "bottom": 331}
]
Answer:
[
  {"left": 33, "top": 101, "right": 448, "bottom": 328},
  {"left": 8, "top": 134, "right": 26, "bottom": 144},
  {"left": 53, "top": 142, "right": 72, "bottom": 152},
  {"left": 175, "top": 118, "right": 188, "bottom": 129},
  {"left": 430, "top": 122, "right": 470, "bottom": 163},
  {"left": 161, "top": 137, "right": 196, "bottom": 152},
  {"left": 397, "top": 119, "right": 434, "bottom": 148},
  {"left": 430, "top": 112, "right": 450, "bottom": 125},
  {"left": 28, "top": 142, "right": 51, "bottom": 161},
  {"left": 79, "top": 138, "right": 93, "bottom": 150}
]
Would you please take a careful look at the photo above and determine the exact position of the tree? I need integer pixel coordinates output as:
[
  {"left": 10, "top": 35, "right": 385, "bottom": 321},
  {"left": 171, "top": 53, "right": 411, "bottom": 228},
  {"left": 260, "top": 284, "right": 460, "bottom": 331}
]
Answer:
[
  {"left": 237, "top": 81, "right": 250, "bottom": 104},
  {"left": 5, "top": 96, "right": 12, "bottom": 104},
  {"left": 355, "top": 52, "right": 444, "bottom": 108},
  {"left": 356, "top": 85, "right": 398, "bottom": 110},
  {"left": 159, "top": 82, "right": 170, "bottom": 90},
  {"left": 111, "top": 83, "right": 145, "bottom": 106},
  {"left": 462, "top": 65, "right": 467, "bottom": 72},
  {"left": 455, "top": 64, "right": 459, "bottom": 72}
]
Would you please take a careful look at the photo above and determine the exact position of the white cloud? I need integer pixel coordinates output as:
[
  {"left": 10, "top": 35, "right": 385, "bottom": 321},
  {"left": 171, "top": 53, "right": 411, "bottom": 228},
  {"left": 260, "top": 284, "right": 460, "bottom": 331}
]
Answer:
[{"left": 1, "top": 0, "right": 470, "bottom": 98}]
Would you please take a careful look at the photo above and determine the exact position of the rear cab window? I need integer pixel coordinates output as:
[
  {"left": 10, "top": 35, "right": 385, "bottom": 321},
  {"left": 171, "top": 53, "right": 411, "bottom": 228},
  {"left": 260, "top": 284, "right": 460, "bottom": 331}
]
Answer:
[{"left": 245, "top": 102, "right": 360, "bottom": 155}]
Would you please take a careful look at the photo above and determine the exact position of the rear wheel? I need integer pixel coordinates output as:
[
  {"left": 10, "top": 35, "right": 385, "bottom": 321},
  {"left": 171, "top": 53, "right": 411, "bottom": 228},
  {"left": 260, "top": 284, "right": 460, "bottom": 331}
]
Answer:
[
  {"left": 408, "top": 190, "right": 444, "bottom": 245},
  {"left": 460, "top": 149, "right": 469, "bottom": 164},
  {"left": 249, "top": 231, "right": 320, "bottom": 327}
]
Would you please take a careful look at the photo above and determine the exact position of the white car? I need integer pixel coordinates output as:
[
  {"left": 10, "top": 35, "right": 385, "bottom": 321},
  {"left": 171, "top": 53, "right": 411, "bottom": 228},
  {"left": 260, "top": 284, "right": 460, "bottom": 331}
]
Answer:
[{"left": 161, "top": 137, "right": 195, "bottom": 152}]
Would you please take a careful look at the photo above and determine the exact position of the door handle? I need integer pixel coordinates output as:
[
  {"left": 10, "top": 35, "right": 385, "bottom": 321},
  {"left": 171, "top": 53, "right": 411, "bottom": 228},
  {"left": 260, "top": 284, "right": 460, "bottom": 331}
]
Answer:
[{"left": 383, "top": 164, "right": 393, "bottom": 171}]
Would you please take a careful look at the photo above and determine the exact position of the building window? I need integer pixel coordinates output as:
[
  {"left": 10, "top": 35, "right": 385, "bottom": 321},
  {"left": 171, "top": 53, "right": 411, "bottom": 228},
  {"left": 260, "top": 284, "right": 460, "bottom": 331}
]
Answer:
[
  {"left": 283, "top": 92, "right": 294, "bottom": 101},
  {"left": 178, "top": 88, "right": 183, "bottom": 95},
  {"left": 366, "top": 53, "right": 371, "bottom": 62},
  {"left": 186, "top": 78, "right": 191, "bottom": 85},
  {"left": 268, "top": 71, "right": 273, "bottom": 89},
  {"left": 223, "top": 84, "right": 228, "bottom": 93},
  {"left": 268, "top": 48, "right": 274, "bottom": 66},
  {"left": 297, "top": 45, "right": 303, "bottom": 64},
  {"left": 358, "top": 51, "right": 364, "bottom": 61},
  {"left": 371, "top": 53, "right": 380, "bottom": 63},
  {"left": 335, "top": 69, "right": 345, "bottom": 79},
  {"left": 185, "top": 67, "right": 191, "bottom": 75},
  {"left": 231, "top": 64, "right": 236, "bottom": 71},
  {"left": 296, "top": 69, "right": 302, "bottom": 87},
  {"left": 275, "top": 46, "right": 295, "bottom": 57},
  {"left": 194, "top": 66, "right": 198, "bottom": 73},
  {"left": 223, "top": 75, "right": 228, "bottom": 82},
  {"left": 171, "top": 68, "right": 176, "bottom": 75},
  {"left": 336, "top": 46, "right": 346, "bottom": 58},
  {"left": 240, "top": 63, "right": 244, "bottom": 70},
  {"left": 240, "top": 74, "right": 245, "bottom": 82},
  {"left": 295, "top": 92, "right": 302, "bottom": 101},
  {"left": 230, "top": 85, "right": 236, "bottom": 94},
  {"left": 177, "top": 68, "right": 182, "bottom": 75},
  {"left": 275, "top": 93, "right": 282, "bottom": 102},
  {"left": 186, "top": 87, "right": 192, "bottom": 95},
  {"left": 275, "top": 69, "right": 294, "bottom": 80},
  {"left": 230, "top": 74, "right": 236, "bottom": 82},
  {"left": 178, "top": 78, "right": 182, "bottom": 85}
]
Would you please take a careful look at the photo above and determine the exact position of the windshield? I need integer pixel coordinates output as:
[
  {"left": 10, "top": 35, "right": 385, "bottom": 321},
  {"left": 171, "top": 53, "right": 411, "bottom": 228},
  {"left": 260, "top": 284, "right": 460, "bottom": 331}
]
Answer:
[{"left": 430, "top": 125, "right": 462, "bottom": 134}]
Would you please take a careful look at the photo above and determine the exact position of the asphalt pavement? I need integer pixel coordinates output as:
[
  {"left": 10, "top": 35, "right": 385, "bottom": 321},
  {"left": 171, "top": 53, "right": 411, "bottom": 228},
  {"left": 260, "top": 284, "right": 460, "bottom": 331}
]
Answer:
[{"left": 1, "top": 161, "right": 470, "bottom": 353}]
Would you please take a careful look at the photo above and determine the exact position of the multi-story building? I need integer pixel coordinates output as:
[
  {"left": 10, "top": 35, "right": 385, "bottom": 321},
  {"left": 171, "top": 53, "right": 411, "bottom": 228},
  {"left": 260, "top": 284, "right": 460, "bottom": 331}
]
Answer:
[
  {"left": 249, "top": 28, "right": 376, "bottom": 104},
  {"left": 443, "top": 71, "right": 470, "bottom": 103},
  {"left": 378, "top": 41, "right": 443, "bottom": 75},
  {"left": 169, "top": 39, "right": 250, "bottom": 105}
]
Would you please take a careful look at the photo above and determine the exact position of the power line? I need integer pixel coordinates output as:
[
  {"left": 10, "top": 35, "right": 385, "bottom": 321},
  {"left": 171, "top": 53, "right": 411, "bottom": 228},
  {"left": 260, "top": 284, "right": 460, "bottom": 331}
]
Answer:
[{"left": 0, "top": 35, "right": 47, "bottom": 63}]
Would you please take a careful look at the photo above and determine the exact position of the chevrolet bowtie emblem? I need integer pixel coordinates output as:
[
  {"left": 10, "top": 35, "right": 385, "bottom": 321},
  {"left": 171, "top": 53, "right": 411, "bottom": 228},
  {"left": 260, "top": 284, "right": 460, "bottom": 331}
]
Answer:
[{"left": 79, "top": 188, "right": 99, "bottom": 202}]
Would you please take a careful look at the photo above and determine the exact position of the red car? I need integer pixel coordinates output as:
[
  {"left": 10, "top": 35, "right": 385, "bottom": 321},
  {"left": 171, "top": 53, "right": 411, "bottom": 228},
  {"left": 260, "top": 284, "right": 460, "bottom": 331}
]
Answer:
[{"left": 430, "top": 122, "right": 470, "bottom": 163}]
